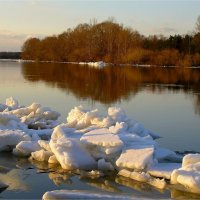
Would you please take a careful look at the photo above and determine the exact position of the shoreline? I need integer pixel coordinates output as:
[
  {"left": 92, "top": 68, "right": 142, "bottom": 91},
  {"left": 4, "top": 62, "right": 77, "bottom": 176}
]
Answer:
[{"left": 0, "top": 58, "right": 200, "bottom": 69}]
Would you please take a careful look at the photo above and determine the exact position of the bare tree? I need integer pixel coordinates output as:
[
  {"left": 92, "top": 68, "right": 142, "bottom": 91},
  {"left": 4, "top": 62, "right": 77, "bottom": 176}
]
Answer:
[{"left": 196, "top": 16, "right": 200, "bottom": 33}]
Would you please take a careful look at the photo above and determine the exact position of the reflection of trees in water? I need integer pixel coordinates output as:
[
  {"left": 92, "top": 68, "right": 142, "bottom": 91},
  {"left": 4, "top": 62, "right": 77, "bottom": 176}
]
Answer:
[
  {"left": 21, "top": 62, "right": 200, "bottom": 112},
  {"left": 194, "top": 95, "right": 200, "bottom": 115},
  {"left": 21, "top": 62, "right": 140, "bottom": 104}
]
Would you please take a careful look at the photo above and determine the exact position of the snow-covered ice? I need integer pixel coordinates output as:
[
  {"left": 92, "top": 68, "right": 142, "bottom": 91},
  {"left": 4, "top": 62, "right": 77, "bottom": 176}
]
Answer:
[
  {"left": 182, "top": 154, "right": 200, "bottom": 167},
  {"left": 79, "top": 61, "right": 106, "bottom": 68},
  {"left": 13, "top": 140, "right": 42, "bottom": 157},
  {"left": 118, "top": 169, "right": 166, "bottom": 190},
  {"left": 0, "top": 129, "right": 30, "bottom": 151},
  {"left": 49, "top": 137, "right": 97, "bottom": 170},
  {"left": 80, "top": 128, "right": 123, "bottom": 159},
  {"left": 31, "top": 149, "right": 53, "bottom": 162},
  {"left": 147, "top": 162, "right": 181, "bottom": 179},
  {"left": 0, "top": 97, "right": 200, "bottom": 195},
  {"left": 170, "top": 154, "right": 200, "bottom": 194},
  {"left": 43, "top": 190, "right": 135, "bottom": 200},
  {"left": 116, "top": 147, "right": 155, "bottom": 170}
]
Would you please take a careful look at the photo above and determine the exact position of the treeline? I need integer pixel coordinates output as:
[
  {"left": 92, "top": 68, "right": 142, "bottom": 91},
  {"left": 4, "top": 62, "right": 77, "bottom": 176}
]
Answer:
[
  {"left": 0, "top": 52, "right": 21, "bottom": 59},
  {"left": 22, "top": 19, "right": 200, "bottom": 66}
]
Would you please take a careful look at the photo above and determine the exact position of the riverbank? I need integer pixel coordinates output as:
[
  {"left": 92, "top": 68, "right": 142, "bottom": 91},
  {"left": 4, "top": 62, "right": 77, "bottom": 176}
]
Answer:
[{"left": 1, "top": 58, "right": 200, "bottom": 69}]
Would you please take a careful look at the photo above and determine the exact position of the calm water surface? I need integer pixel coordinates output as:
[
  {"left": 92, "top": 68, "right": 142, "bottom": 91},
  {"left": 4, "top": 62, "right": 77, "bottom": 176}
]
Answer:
[{"left": 0, "top": 61, "right": 200, "bottom": 199}]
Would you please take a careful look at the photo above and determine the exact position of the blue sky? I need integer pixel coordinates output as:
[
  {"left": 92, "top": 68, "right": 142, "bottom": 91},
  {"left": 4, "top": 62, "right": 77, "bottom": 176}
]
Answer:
[{"left": 0, "top": 0, "right": 199, "bottom": 51}]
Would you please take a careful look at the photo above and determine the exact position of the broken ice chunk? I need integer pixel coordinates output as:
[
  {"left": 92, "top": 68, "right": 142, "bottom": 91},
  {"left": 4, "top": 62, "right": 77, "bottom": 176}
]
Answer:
[
  {"left": 80, "top": 128, "right": 123, "bottom": 159},
  {"left": 171, "top": 154, "right": 200, "bottom": 194},
  {"left": 81, "top": 128, "right": 123, "bottom": 147},
  {"left": 42, "top": 190, "right": 132, "bottom": 200},
  {"left": 147, "top": 163, "right": 181, "bottom": 179},
  {"left": 49, "top": 137, "right": 97, "bottom": 170},
  {"left": 13, "top": 141, "right": 41, "bottom": 157},
  {"left": 118, "top": 169, "right": 166, "bottom": 190},
  {"left": 182, "top": 154, "right": 200, "bottom": 167},
  {"left": 116, "top": 147, "right": 155, "bottom": 170},
  {"left": 5, "top": 97, "right": 19, "bottom": 110},
  {"left": 31, "top": 149, "right": 53, "bottom": 162},
  {"left": 0, "top": 129, "right": 31, "bottom": 152},
  {"left": 38, "top": 140, "right": 51, "bottom": 152}
]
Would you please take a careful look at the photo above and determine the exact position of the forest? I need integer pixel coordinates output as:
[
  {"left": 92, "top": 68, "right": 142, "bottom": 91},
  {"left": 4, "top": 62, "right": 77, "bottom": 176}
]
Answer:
[
  {"left": 22, "top": 18, "right": 200, "bottom": 67},
  {"left": 0, "top": 52, "right": 21, "bottom": 59}
]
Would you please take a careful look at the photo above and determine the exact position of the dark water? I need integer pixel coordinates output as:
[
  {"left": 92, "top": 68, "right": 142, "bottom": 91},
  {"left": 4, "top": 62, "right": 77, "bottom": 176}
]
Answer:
[{"left": 0, "top": 61, "right": 200, "bottom": 199}]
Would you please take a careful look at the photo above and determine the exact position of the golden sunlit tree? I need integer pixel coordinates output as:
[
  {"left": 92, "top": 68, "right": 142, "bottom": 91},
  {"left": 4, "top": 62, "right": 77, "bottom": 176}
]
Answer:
[{"left": 21, "top": 18, "right": 200, "bottom": 66}]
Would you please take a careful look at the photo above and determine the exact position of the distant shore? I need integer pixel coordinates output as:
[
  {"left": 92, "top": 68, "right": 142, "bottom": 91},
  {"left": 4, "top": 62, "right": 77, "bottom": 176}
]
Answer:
[{"left": 1, "top": 58, "right": 200, "bottom": 69}]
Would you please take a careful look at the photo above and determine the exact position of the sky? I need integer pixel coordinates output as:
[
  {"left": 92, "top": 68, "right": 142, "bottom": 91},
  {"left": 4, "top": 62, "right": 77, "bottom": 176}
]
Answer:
[{"left": 0, "top": 0, "right": 200, "bottom": 51}]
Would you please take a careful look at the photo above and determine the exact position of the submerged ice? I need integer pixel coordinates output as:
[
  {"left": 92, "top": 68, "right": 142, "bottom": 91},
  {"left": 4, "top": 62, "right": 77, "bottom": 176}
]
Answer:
[{"left": 0, "top": 97, "right": 200, "bottom": 195}]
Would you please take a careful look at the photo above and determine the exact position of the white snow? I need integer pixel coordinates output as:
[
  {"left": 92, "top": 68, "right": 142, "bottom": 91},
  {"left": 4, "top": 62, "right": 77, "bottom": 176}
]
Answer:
[
  {"left": 1, "top": 97, "right": 200, "bottom": 195},
  {"left": 3, "top": 99, "right": 60, "bottom": 130},
  {"left": 42, "top": 190, "right": 134, "bottom": 200},
  {"left": 49, "top": 137, "right": 97, "bottom": 170},
  {"left": 80, "top": 128, "right": 123, "bottom": 159},
  {"left": 182, "top": 154, "right": 200, "bottom": 167},
  {"left": 31, "top": 149, "right": 53, "bottom": 162},
  {"left": 170, "top": 154, "right": 200, "bottom": 193},
  {"left": 109, "top": 122, "right": 128, "bottom": 134},
  {"left": 0, "top": 129, "right": 30, "bottom": 151},
  {"left": 79, "top": 61, "right": 106, "bottom": 68},
  {"left": 48, "top": 155, "right": 59, "bottom": 164},
  {"left": 118, "top": 169, "right": 166, "bottom": 190},
  {"left": 5, "top": 97, "right": 19, "bottom": 110},
  {"left": 38, "top": 140, "right": 52, "bottom": 152},
  {"left": 13, "top": 141, "right": 41, "bottom": 157},
  {"left": 116, "top": 147, "right": 155, "bottom": 170},
  {"left": 148, "top": 163, "right": 181, "bottom": 179},
  {"left": 81, "top": 128, "right": 123, "bottom": 147},
  {"left": 154, "top": 147, "right": 182, "bottom": 162},
  {"left": 0, "top": 113, "right": 24, "bottom": 130}
]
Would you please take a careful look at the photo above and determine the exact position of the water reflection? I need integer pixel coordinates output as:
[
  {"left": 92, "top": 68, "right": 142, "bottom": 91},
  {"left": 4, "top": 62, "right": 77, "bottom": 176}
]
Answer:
[
  {"left": 0, "top": 153, "right": 30, "bottom": 191},
  {"left": 21, "top": 62, "right": 200, "bottom": 113},
  {"left": 81, "top": 177, "right": 120, "bottom": 193},
  {"left": 1, "top": 153, "right": 200, "bottom": 199}
]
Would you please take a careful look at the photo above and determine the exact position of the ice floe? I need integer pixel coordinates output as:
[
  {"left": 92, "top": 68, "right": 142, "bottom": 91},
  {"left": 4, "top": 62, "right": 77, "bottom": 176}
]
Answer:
[
  {"left": 116, "top": 147, "right": 155, "bottom": 170},
  {"left": 0, "top": 129, "right": 30, "bottom": 151},
  {"left": 1, "top": 98, "right": 60, "bottom": 132},
  {"left": 79, "top": 61, "right": 106, "bottom": 68},
  {"left": 1, "top": 97, "right": 200, "bottom": 195},
  {"left": 13, "top": 140, "right": 42, "bottom": 157},
  {"left": 49, "top": 137, "right": 97, "bottom": 170},
  {"left": 80, "top": 128, "right": 123, "bottom": 160},
  {"left": 43, "top": 190, "right": 134, "bottom": 200},
  {"left": 147, "top": 162, "right": 181, "bottom": 179},
  {"left": 170, "top": 154, "right": 200, "bottom": 193}
]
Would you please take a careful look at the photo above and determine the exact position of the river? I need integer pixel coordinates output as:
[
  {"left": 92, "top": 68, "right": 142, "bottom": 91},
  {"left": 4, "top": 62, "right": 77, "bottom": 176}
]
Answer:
[{"left": 0, "top": 61, "right": 200, "bottom": 199}]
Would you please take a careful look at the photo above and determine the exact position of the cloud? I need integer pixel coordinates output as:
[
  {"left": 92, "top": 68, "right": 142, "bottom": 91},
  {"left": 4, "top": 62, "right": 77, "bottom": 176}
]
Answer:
[
  {"left": 0, "top": 30, "right": 45, "bottom": 51},
  {"left": 161, "top": 27, "right": 178, "bottom": 33},
  {"left": 152, "top": 26, "right": 178, "bottom": 35}
]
